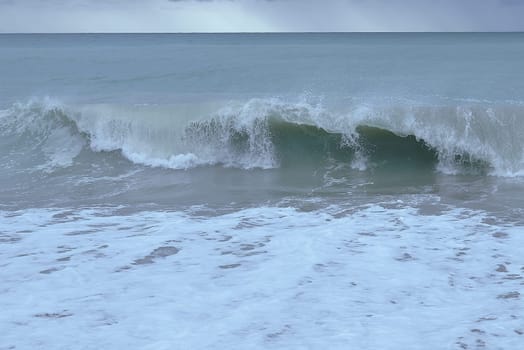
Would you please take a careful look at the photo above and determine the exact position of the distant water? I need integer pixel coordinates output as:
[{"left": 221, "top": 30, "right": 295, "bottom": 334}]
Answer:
[{"left": 1, "top": 33, "right": 523, "bottom": 349}]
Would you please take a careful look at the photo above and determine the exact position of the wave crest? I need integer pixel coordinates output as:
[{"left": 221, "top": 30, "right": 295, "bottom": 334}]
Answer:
[{"left": 1, "top": 98, "right": 523, "bottom": 176}]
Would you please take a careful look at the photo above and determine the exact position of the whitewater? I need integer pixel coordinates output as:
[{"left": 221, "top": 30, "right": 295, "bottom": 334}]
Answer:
[{"left": 1, "top": 33, "right": 523, "bottom": 349}]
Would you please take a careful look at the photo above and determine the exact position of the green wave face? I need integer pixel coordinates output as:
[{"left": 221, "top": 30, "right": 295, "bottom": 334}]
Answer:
[
  {"left": 355, "top": 125, "right": 438, "bottom": 169},
  {"left": 267, "top": 121, "right": 493, "bottom": 175},
  {"left": 269, "top": 120, "right": 352, "bottom": 168},
  {"left": 266, "top": 121, "right": 439, "bottom": 171}
]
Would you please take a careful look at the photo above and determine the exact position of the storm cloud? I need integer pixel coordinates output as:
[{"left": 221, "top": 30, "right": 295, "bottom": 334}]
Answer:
[{"left": 0, "top": 0, "right": 522, "bottom": 33}]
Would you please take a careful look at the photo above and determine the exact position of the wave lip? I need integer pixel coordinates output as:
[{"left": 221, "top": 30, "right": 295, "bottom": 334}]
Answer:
[
  {"left": 0, "top": 99, "right": 85, "bottom": 172},
  {"left": 1, "top": 98, "right": 523, "bottom": 177}
]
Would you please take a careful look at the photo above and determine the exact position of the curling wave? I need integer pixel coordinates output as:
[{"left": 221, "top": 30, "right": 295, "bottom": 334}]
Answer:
[{"left": 0, "top": 98, "right": 523, "bottom": 176}]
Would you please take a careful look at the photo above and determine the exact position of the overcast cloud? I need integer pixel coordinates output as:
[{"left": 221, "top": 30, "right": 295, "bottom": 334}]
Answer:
[{"left": 0, "top": 0, "right": 523, "bottom": 33}]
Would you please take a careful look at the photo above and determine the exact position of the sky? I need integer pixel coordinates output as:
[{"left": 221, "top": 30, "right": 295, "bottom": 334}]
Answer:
[{"left": 0, "top": 0, "right": 523, "bottom": 33}]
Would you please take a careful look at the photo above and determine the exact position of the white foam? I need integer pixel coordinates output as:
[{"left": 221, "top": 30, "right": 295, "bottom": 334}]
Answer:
[
  {"left": 1, "top": 202, "right": 523, "bottom": 349},
  {"left": 124, "top": 152, "right": 200, "bottom": 170}
]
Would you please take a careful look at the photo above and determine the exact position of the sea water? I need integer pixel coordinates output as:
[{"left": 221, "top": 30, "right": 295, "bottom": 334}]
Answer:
[{"left": 1, "top": 33, "right": 523, "bottom": 349}]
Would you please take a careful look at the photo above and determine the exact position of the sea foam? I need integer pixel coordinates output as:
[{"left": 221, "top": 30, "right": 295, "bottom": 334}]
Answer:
[{"left": 1, "top": 201, "right": 523, "bottom": 349}]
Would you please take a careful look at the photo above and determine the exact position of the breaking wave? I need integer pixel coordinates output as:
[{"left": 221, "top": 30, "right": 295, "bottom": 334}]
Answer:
[{"left": 1, "top": 97, "right": 523, "bottom": 176}]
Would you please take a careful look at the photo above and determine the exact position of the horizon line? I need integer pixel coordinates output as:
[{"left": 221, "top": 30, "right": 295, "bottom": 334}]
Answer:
[{"left": 1, "top": 31, "right": 523, "bottom": 35}]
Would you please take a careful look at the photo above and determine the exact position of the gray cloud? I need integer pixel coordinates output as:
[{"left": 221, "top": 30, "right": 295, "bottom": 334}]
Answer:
[{"left": 0, "top": 0, "right": 523, "bottom": 33}]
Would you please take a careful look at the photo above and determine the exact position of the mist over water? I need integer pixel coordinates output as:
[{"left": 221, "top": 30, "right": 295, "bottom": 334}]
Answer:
[{"left": 1, "top": 33, "right": 524, "bottom": 349}]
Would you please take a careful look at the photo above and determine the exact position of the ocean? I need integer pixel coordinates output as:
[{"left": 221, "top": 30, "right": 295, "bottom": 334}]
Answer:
[{"left": 1, "top": 33, "right": 523, "bottom": 349}]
